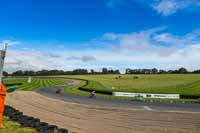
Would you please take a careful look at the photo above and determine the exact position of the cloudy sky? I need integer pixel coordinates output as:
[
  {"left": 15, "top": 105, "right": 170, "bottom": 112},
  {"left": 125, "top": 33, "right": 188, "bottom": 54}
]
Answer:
[{"left": 1, "top": 0, "right": 200, "bottom": 72}]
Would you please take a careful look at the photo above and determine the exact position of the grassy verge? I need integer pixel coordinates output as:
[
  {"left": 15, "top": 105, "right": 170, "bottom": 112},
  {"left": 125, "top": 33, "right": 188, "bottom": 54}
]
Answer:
[
  {"left": 4, "top": 77, "right": 67, "bottom": 91},
  {"left": 64, "top": 79, "right": 88, "bottom": 95},
  {"left": 0, "top": 116, "right": 36, "bottom": 133},
  {"left": 80, "top": 79, "right": 200, "bottom": 96},
  {"left": 65, "top": 86, "right": 199, "bottom": 103},
  {"left": 62, "top": 74, "right": 200, "bottom": 96},
  {"left": 64, "top": 78, "right": 199, "bottom": 103},
  {"left": 3, "top": 76, "right": 200, "bottom": 103}
]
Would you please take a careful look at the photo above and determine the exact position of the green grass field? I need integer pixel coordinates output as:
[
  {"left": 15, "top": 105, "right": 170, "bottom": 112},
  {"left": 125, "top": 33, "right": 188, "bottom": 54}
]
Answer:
[
  {"left": 64, "top": 74, "right": 200, "bottom": 97},
  {"left": 3, "top": 75, "right": 200, "bottom": 101},
  {"left": 4, "top": 77, "right": 67, "bottom": 91},
  {"left": 0, "top": 117, "right": 36, "bottom": 133}
]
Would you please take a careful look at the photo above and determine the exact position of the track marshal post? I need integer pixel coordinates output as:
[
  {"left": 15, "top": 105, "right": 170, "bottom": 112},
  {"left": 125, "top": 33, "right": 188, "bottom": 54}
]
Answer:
[{"left": 0, "top": 43, "right": 8, "bottom": 128}]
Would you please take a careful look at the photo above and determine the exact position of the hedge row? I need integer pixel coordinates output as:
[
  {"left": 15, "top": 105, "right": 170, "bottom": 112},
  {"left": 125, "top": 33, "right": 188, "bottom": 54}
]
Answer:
[
  {"left": 180, "top": 95, "right": 200, "bottom": 99},
  {"left": 79, "top": 87, "right": 112, "bottom": 95},
  {"left": 4, "top": 105, "right": 68, "bottom": 133},
  {"left": 5, "top": 83, "right": 23, "bottom": 86}
]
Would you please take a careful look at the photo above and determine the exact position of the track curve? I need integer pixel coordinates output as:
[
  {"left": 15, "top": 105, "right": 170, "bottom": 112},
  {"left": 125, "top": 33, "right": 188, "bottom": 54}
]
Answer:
[
  {"left": 5, "top": 79, "right": 200, "bottom": 133},
  {"left": 36, "top": 79, "right": 200, "bottom": 113}
]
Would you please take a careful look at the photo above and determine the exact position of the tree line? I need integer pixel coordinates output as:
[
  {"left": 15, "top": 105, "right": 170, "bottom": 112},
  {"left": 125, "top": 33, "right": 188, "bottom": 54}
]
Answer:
[
  {"left": 3, "top": 67, "right": 200, "bottom": 76},
  {"left": 126, "top": 67, "right": 193, "bottom": 74},
  {"left": 3, "top": 68, "right": 120, "bottom": 76}
]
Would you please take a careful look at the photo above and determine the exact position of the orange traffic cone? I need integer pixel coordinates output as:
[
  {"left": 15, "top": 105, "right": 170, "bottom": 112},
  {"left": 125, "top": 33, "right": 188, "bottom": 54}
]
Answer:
[{"left": 0, "top": 83, "right": 6, "bottom": 128}]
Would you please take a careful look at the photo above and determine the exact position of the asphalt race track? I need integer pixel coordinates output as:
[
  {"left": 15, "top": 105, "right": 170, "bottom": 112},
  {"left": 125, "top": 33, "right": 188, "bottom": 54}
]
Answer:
[
  {"left": 5, "top": 79, "right": 200, "bottom": 133},
  {"left": 36, "top": 85, "right": 200, "bottom": 113}
]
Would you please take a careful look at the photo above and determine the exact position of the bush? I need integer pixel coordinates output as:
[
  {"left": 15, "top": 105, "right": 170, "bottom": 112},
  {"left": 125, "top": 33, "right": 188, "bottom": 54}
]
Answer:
[{"left": 133, "top": 76, "right": 139, "bottom": 79}]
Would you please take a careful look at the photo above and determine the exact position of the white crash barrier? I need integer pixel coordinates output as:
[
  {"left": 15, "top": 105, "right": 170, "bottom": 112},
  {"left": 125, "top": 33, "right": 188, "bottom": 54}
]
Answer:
[{"left": 112, "top": 92, "right": 180, "bottom": 99}]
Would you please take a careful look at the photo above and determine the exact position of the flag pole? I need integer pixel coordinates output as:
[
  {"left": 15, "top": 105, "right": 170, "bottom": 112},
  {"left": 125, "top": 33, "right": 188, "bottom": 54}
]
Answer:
[{"left": 0, "top": 43, "right": 8, "bottom": 83}]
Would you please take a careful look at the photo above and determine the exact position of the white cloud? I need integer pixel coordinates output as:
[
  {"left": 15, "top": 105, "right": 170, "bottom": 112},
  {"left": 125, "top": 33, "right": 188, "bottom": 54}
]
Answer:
[
  {"left": 152, "top": 0, "right": 200, "bottom": 16},
  {"left": 66, "top": 55, "right": 96, "bottom": 62},
  {"left": 152, "top": 0, "right": 180, "bottom": 16},
  {"left": 0, "top": 40, "right": 20, "bottom": 47},
  {"left": 2, "top": 27, "right": 200, "bottom": 72},
  {"left": 102, "top": 27, "right": 178, "bottom": 56},
  {"left": 22, "top": 47, "right": 30, "bottom": 50},
  {"left": 154, "top": 29, "right": 200, "bottom": 45},
  {"left": 4, "top": 49, "right": 98, "bottom": 72},
  {"left": 4, "top": 50, "right": 65, "bottom": 72},
  {"left": 97, "top": 27, "right": 200, "bottom": 70},
  {"left": 103, "top": 33, "right": 117, "bottom": 40},
  {"left": 55, "top": 44, "right": 65, "bottom": 49},
  {"left": 106, "top": 0, "right": 200, "bottom": 16}
]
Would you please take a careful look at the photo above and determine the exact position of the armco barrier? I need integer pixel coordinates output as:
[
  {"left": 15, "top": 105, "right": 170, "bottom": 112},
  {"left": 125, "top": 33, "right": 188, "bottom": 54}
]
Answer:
[{"left": 3, "top": 105, "right": 68, "bottom": 133}]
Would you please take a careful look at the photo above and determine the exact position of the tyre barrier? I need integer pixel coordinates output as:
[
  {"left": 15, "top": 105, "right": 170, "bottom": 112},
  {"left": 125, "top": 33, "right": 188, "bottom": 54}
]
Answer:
[{"left": 3, "top": 105, "right": 68, "bottom": 133}]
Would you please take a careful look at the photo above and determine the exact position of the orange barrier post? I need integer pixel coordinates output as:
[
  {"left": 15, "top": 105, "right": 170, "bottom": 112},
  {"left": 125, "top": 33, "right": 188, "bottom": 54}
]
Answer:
[{"left": 0, "top": 83, "right": 6, "bottom": 128}]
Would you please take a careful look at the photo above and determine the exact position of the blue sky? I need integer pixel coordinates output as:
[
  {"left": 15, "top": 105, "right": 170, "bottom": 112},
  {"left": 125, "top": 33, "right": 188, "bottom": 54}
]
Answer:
[{"left": 1, "top": 0, "right": 200, "bottom": 72}]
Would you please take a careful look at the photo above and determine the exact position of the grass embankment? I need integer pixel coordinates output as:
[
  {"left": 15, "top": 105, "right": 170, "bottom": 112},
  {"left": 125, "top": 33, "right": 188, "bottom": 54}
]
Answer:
[
  {"left": 64, "top": 74, "right": 200, "bottom": 102},
  {"left": 64, "top": 74, "right": 200, "bottom": 95},
  {"left": 0, "top": 116, "right": 36, "bottom": 133}
]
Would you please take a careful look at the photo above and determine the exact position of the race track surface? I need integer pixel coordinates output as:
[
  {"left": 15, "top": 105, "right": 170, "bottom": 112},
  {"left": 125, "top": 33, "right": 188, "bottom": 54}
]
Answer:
[
  {"left": 36, "top": 85, "right": 200, "bottom": 113},
  {"left": 5, "top": 79, "right": 200, "bottom": 133}
]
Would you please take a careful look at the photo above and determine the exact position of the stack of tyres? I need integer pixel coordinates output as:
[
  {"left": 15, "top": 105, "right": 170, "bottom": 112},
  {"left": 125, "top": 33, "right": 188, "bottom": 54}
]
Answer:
[
  {"left": 19, "top": 115, "right": 35, "bottom": 127},
  {"left": 3, "top": 105, "right": 17, "bottom": 116},
  {"left": 37, "top": 122, "right": 59, "bottom": 133},
  {"left": 4, "top": 105, "right": 23, "bottom": 122},
  {"left": 37, "top": 124, "right": 59, "bottom": 133},
  {"left": 46, "top": 125, "right": 58, "bottom": 133},
  {"left": 10, "top": 112, "right": 23, "bottom": 121},
  {"left": 4, "top": 105, "right": 69, "bottom": 133},
  {"left": 58, "top": 128, "right": 68, "bottom": 133},
  {"left": 31, "top": 118, "right": 41, "bottom": 128},
  {"left": 36, "top": 122, "right": 48, "bottom": 132}
]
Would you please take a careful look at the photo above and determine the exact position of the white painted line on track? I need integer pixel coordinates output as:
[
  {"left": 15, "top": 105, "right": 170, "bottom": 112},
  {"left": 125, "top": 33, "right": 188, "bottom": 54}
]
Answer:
[{"left": 143, "top": 106, "right": 152, "bottom": 111}]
